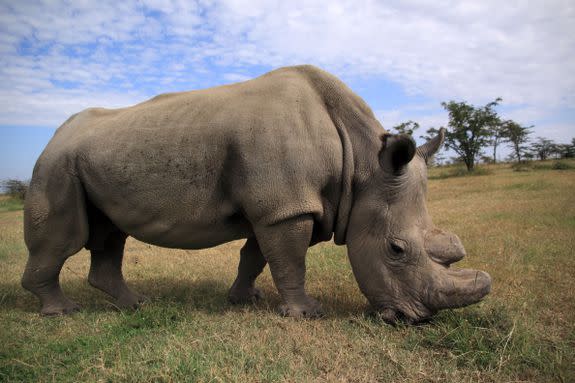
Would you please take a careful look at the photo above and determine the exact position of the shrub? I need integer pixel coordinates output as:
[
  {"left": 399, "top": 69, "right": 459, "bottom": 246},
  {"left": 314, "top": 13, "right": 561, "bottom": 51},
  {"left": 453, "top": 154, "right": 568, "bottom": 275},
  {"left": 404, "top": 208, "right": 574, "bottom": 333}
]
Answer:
[
  {"left": 551, "top": 161, "right": 573, "bottom": 170},
  {"left": 511, "top": 162, "right": 532, "bottom": 172},
  {"left": 0, "top": 179, "right": 28, "bottom": 200},
  {"left": 429, "top": 166, "right": 493, "bottom": 180}
]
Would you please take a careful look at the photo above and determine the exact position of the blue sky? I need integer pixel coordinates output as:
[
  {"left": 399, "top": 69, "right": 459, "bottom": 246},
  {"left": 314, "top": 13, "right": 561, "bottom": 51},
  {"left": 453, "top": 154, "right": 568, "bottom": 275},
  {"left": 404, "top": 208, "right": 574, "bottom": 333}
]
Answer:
[{"left": 1, "top": 0, "right": 574, "bottom": 180}]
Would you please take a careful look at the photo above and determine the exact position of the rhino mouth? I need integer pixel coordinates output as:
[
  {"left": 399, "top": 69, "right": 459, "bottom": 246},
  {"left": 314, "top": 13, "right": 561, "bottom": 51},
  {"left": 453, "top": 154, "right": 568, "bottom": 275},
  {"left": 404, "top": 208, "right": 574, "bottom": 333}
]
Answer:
[{"left": 369, "top": 307, "right": 434, "bottom": 325}]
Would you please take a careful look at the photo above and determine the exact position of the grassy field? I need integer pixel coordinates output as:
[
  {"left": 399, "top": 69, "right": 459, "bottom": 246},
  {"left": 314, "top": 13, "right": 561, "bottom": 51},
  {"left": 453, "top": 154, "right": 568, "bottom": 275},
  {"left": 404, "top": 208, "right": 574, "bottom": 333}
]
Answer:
[{"left": 1, "top": 160, "right": 574, "bottom": 382}]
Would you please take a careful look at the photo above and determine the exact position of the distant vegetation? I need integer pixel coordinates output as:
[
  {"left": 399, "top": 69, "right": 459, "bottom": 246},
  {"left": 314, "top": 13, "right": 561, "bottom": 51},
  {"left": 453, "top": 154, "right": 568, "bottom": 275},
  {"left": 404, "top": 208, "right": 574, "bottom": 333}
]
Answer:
[
  {"left": 0, "top": 179, "right": 28, "bottom": 201},
  {"left": 0, "top": 179, "right": 28, "bottom": 212},
  {"left": 392, "top": 97, "right": 574, "bottom": 171}
]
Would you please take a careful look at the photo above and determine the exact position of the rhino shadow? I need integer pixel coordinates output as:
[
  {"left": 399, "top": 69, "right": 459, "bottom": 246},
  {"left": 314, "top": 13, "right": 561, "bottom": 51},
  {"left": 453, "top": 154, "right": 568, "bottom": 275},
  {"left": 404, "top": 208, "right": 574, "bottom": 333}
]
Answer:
[
  {"left": 0, "top": 278, "right": 229, "bottom": 315},
  {"left": 1, "top": 276, "right": 364, "bottom": 318}
]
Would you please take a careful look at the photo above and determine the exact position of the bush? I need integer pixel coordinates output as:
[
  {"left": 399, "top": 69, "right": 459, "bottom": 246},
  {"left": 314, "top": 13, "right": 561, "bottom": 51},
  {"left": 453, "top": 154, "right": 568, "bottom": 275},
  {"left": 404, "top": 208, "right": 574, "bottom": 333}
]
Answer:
[
  {"left": 531, "top": 161, "right": 574, "bottom": 171},
  {"left": 429, "top": 166, "right": 493, "bottom": 180},
  {"left": 0, "top": 197, "right": 24, "bottom": 212},
  {"left": 551, "top": 161, "right": 573, "bottom": 170},
  {"left": 0, "top": 179, "right": 28, "bottom": 200},
  {"left": 532, "top": 163, "right": 551, "bottom": 170},
  {"left": 511, "top": 162, "right": 532, "bottom": 172}
]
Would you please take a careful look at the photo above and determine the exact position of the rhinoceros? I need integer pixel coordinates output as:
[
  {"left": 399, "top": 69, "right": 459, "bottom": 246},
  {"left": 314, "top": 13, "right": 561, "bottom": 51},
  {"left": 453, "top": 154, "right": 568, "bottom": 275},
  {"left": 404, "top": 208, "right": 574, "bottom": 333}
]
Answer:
[{"left": 22, "top": 65, "right": 491, "bottom": 322}]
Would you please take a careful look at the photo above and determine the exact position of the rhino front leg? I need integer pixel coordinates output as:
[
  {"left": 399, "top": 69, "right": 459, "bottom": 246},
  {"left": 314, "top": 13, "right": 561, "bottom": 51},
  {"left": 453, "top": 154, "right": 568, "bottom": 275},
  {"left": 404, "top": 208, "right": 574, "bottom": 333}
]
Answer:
[
  {"left": 228, "top": 237, "right": 267, "bottom": 304},
  {"left": 254, "top": 215, "right": 322, "bottom": 318}
]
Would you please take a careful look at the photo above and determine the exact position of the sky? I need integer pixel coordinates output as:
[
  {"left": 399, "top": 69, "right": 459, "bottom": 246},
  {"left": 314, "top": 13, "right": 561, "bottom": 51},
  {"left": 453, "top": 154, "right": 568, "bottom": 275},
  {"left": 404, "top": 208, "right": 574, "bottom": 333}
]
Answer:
[{"left": 1, "top": 0, "right": 574, "bottom": 180}]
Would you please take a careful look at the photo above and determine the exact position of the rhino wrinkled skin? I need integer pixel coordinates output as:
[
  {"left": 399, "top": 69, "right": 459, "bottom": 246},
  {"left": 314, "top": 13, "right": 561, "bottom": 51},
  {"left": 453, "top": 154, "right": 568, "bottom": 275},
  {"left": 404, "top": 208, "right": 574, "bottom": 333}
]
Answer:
[{"left": 22, "top": 65, "right": 491, "bottom": 322}]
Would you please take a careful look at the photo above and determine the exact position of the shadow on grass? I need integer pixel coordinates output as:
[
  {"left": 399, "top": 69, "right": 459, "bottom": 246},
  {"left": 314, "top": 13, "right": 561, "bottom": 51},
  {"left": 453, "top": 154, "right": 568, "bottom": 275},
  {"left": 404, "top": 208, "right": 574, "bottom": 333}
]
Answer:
[
  {"left": 0, "top": 278, "right": 234, "bottom": 315},
  {"left": 0, "top": 260, "right": 368, "bottom": 318},
  {"left": 2, "top": 276, "right": 507, "bottom": 324},
  {"left": 1, "top": 276, "right": 365, "bottom": 319}
]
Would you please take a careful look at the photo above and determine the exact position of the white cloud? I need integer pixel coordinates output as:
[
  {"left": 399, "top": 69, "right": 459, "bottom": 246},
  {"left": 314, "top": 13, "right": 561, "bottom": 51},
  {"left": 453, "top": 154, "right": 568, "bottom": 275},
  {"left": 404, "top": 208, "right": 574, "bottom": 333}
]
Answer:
[
  {"left": 0, "top": 88, "right": 144, "bottom": 127},
  {"left": 534, "top": 123, "right": 574, "bottom": 143},
  {"left": 222, "top": 73, "right": 252, "bottom": 82},
  {"left": 0, "top": 0, "right": 573, "bottom": 138}
]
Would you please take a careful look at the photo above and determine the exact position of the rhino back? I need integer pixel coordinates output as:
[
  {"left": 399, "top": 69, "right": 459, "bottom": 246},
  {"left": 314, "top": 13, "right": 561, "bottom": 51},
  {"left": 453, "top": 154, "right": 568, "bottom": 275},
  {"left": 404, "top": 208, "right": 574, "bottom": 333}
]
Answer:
[{"left": 42, "top": 66, "right": 346, "bottom": 248}]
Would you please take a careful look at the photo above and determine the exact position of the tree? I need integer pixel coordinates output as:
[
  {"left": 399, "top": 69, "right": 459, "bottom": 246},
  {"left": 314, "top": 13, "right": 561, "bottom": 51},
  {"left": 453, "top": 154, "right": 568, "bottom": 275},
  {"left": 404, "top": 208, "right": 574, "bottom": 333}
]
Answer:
[
  {"left": 489, "top": 123, "right": 506, "bottom": 163},
  {"left": 419, "top": 127, "right": 439, "bottom": 142},
  {"left": 441, "top": 98, "right": 502, "bottom": 171},
  {"left": 480, "top": 155, "right": 494, "bottom": 164},
  {"left": 565, "top": 138, "right": 575, "bottom": 158},
  {"left": 530, "top": 137, "right": 555, "bottom": 161},
  {"left": 1, "top": 179, "right": 28, "bottom": 200},
  {"left": 504, "top": 121, "right": 532, "bottom": 163},
  {"left": 433, "top": 152, "right": 446, "bottom": 166},
  {"left": 551, "top": 142, "right": 575, "bottom": 159},
  {"left": 392, "top": 120, "right": 420, "bottom": 136}
]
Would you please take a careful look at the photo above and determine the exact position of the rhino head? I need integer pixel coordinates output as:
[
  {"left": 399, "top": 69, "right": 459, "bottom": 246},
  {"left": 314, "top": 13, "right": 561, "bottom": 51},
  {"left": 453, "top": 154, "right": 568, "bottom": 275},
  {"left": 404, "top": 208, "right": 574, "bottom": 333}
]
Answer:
[{"left": 346, "top": 128, "right": 491, "bottom": 323}]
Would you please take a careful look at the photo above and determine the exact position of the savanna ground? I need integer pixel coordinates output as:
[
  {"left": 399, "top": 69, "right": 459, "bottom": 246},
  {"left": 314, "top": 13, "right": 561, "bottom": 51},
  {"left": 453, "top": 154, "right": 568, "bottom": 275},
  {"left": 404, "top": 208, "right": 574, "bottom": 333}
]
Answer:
[{"left": 1, "top": 160, "right": 574, "bottom": 382}]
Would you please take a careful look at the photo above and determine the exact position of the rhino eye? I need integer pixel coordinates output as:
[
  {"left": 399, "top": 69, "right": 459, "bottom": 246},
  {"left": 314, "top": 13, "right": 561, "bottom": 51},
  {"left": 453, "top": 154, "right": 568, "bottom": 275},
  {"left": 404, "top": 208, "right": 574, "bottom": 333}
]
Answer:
[{"left": 390, "top": 242, "right": 405, "bottom": 255}]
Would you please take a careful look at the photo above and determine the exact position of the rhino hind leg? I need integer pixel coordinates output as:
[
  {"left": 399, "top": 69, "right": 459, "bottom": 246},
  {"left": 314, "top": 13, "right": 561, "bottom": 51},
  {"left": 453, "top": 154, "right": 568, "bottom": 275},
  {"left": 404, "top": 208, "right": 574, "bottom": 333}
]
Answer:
[
  {"left": 22, "top": 255, "right": 82, "bottom": 316},
  {"left": 86, "top": 206, "right": 146, "bottom": 309},
  {"left": 22, "top": 172, "right": 88, "bottom": 316},
  {"left": 254, "top": 215, "right": 323, "bottom": 318},
  {"left": 228, "top": 237, "right": 267, "bottom": 304}
]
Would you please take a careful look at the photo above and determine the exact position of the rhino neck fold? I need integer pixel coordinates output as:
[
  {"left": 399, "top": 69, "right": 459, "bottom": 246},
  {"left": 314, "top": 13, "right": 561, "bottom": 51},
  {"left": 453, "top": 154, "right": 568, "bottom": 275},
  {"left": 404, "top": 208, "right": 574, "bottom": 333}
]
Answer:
[{"left": 332, "top": 115, "right": 354, "bottom": 245}]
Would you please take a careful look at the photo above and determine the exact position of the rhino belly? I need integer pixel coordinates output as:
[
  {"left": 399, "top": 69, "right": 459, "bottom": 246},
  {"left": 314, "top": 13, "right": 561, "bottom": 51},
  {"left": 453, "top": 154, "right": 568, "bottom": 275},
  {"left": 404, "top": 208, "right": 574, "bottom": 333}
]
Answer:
[
  {"left": 91, "top": 189, "right": 252, "bottom": 249},
  {"left": 78, "top": 154, "right": 253, "bottom": 249}
]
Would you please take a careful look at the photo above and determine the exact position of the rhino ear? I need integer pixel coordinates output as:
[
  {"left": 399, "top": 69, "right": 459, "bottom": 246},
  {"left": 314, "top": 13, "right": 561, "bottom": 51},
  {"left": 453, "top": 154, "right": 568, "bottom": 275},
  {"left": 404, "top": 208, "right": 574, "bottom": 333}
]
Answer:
[
  {"left": 379, "top": 133, "right": 416, "bottom": 173},
  {"left": 416, "top": 128, "right": 445, "bottom": 164}
]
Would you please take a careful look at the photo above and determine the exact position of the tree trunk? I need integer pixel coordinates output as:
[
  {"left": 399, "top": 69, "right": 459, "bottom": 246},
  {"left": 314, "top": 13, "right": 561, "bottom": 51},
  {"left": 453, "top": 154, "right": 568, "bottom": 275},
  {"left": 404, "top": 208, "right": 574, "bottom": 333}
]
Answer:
[
  {"left": 493, "top": 143, "right": 497, "bottom": 163},
  {"left": 465, "top": 156, "right": 474, "bottom": 171}
]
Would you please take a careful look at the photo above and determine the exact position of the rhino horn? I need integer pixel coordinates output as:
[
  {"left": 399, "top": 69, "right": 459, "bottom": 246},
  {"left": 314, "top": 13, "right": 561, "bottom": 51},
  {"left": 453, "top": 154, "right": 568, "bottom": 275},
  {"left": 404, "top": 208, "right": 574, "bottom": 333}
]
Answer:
[{"left": 416, "top": 128, "right": 445, "bottom": 164}]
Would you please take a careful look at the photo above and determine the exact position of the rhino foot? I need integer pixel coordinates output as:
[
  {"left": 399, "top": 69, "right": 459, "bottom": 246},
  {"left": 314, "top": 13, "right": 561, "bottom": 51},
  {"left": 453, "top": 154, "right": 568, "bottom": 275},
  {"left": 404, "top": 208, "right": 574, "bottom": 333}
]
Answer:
[
  {"left": 279, "top": 297, "right": 323, "bottom": 318},
  {"left": 40, "top": 299, "right": 81, "bottom": 316},
  {"left": 115, "top": 291, "right": 148, "bottom": 310},
  {"left": 228, "top": 286, "right": 264, "bottom": 304}
]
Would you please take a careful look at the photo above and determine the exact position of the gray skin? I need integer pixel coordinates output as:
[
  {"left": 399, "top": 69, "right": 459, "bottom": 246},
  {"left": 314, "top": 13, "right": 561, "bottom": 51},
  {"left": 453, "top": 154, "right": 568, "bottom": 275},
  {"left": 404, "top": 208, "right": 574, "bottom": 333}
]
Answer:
[{"left": 22, "top": 65, "right": 491, "bottom": 322}]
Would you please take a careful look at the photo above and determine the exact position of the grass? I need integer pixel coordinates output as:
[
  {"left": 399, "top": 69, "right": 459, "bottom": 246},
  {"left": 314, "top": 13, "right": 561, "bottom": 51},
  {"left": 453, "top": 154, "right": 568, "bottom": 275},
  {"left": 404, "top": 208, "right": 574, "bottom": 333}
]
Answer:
[
  {"left": 510, "top": 159, "right": 575, "bottom": 172},
  {"left": 1, "top": 160, "right": 574, "bottom": 382},
  {"left": 0, "top": 195, "right": 24, "bottom": 212},
  {"left": 428, "top": 165, "right": 493, "bottom": 180}
]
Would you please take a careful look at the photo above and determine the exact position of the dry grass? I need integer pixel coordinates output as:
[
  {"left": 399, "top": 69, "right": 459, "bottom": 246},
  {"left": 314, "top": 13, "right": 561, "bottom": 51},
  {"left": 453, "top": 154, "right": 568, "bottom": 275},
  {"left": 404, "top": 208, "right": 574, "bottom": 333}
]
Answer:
[{"left": 1, "top": 160, "right": 574, "bottom": 382}]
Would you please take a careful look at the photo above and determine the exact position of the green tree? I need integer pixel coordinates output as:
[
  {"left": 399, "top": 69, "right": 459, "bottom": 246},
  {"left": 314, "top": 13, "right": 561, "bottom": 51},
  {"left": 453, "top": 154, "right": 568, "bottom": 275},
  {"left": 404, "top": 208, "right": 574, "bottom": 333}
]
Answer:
[
  {"left": 419, "top": 127, "right": 440, "bottom": 142},
  {"left": 489, "top": 122, "right": 507, "bottom": 163},
  {"left": 392, "top": 120, "right": 420, "bottom": 135},
  {"left": 550, "top": 143, "right": 572, "bottom": 159},
  {"left": 566, "top": 138, "right": 575, "bottom": 158},
  {"left": 441, "top": 98, "right": 502, "bottom": 171},
  {"left": 504, "top": 121, "right": 532, "bottom": 163},
  {"left": 1, "top": 179, "right": 28, "bottom": 200},
  {"left": 530, "top": 137, "right": 555, "bottom": 161}
]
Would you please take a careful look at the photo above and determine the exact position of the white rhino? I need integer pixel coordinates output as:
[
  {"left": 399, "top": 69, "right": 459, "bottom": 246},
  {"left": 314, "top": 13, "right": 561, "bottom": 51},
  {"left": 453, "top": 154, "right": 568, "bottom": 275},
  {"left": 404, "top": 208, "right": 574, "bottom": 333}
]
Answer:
[{"left": 22, "top": 65, "right": 491, "bottom": 322}]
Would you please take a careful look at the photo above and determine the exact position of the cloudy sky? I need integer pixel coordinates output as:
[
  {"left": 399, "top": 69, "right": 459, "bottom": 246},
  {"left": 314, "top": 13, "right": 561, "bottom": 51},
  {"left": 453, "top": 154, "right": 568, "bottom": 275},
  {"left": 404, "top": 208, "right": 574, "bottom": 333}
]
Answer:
[{"left": 1, "top": 0, "right": 574, "bottom": 179}]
